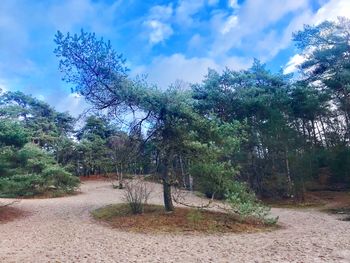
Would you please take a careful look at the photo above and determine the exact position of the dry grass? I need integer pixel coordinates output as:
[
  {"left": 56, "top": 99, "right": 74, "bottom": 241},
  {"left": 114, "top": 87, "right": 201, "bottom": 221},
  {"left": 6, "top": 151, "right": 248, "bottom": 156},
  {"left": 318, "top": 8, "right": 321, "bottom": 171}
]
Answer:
[
  {"left": 92, "top": 204, "right": 274, "bottom": 234},
  {"left": 79, "top": 175, "right": 109, "bottom": 181},
  {"left": 0, "top": 206, "right": 27, "bottom": 223},
  {"left": 266, "top": 191, "right": 350, "bottom": 209}
]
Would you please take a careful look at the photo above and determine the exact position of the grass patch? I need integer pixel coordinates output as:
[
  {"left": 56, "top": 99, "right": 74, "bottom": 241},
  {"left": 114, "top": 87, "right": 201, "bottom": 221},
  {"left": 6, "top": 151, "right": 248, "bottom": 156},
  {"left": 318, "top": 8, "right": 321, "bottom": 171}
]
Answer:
[{"left": 92, "top": 203, "right": 276, "bottom": 234}]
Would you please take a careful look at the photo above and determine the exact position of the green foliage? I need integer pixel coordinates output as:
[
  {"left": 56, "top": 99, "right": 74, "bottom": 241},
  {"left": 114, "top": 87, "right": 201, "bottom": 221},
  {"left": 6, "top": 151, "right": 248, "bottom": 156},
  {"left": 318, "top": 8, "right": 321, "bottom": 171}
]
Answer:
[
  {"left": 329, "top": 146, "right": 350, "bottom": 183},
  {"left": 186, "top": 116, "right": 245, "bottom": 198},
  {"left": 0, "top": 175, "right": 45, "bottom": 197},
  {"left": 0, "top": 146, "right": 16, "bottom": 176},
  {"left": 294, "top": 17, "right": 350, "bottom": 141},
  {"left": 42, "top": 166, "right": 80, "bottom": 191},
  {"left": 0, "top": 91, "right": 76, "bottom": 149},
  {"left": 77, "top": 115, "right": 114, "bottom": 140},
  {"left": 192, "top": 61, "right": 300, "bottom": 198},
  {"left": 17, "top": 143, "right": 56, "bottom": 174},
  {"left": 54, "top": 29, "right": 213, "bottom": 211},
  {"left": 190, "top": 162, "right": 236, "bottom": 199},
  {"left": 225, "top": 182, "right": 278, "bottom": 224},
  {"left": 0, "top": 142, "right": 79, "bottom": 197},
  {"left": 0, "top": 120, "right": 28, "bottom": 148}
]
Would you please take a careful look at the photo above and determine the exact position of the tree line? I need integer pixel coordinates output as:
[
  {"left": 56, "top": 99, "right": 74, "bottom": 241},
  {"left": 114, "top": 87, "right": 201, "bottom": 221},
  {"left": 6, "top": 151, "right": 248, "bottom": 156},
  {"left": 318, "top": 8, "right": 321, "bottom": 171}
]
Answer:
[{"left": 1, "top": 17, "right": 349, "bottom": 214}]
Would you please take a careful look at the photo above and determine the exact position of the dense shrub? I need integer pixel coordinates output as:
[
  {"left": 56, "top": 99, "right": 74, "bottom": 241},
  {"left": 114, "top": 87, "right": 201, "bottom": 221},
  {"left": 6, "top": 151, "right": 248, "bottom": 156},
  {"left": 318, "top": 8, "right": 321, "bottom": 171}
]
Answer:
[
  {"left": 0, "top": 121, "right": 28, "bottom": 148},
  {"left": 225, "top": 182, "right": 278, "bottom": 224},
  {"left": 17, "top": 143, "right": 56, "bottom": 174},
  {"left": 190, "top": 162, "right": 236, "bottom": 200},
  {"left": 0, "top": 175, "right": 45, "bottom": 197},
  {"left": 42, "top": 166, "right": 80, "bottom": 191},
  {"left": 329, "top": 146, "right": 350, "bottom": 184},
  {"left": 0, "top": 143, "right": 80, "bottom": 197}
]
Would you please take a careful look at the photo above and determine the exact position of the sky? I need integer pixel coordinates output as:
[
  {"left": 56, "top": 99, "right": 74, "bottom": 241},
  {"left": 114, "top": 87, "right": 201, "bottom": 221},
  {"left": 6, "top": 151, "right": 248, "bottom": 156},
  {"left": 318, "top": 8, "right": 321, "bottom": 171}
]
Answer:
[{"left": 0, "top": 0, "right": 349, "bottom": 116}]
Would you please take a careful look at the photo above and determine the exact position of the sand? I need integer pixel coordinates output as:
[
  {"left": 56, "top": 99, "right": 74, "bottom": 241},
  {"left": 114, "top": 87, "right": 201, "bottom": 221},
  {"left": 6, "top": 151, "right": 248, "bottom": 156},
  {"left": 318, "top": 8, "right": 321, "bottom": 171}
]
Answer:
[{"left": 0, "top": 180, "right": 349, "bottom": 263}]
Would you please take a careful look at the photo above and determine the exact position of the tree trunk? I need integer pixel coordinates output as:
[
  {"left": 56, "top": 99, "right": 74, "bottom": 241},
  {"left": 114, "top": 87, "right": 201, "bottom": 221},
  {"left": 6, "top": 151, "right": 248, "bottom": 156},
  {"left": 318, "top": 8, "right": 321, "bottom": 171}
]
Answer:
[
  {"left": 320, "top": 118, "right": 329, "bottom": 148},
  {"left": 119, "top": 163, "right": 124, "bottom": 189},
  {"left": 311, "top": 120, "right": 317, "bottom": 145},
  {"left": 159, "top": 109, "right": 174, "bottom": 212},
  {"left": 162, "top": 157, "right": 174, "bottom": 212},
  {"left": 179, "top": 155, "right": 188, "bottom": 189},
  {"left": 285, "top": 147, "right": 293, "bottom": 197}
]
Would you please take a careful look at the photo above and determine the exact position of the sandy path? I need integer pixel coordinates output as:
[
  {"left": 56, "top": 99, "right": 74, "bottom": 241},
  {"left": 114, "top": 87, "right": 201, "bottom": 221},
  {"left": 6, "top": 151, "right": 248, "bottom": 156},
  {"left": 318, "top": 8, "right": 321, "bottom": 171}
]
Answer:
[{"left": 0, "top": 180, "right": 349, "bottom": 263}]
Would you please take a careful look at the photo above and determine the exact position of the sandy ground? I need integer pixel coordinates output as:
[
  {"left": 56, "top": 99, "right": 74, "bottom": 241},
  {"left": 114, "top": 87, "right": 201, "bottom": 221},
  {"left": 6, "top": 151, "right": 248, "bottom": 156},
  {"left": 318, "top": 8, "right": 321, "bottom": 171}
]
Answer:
[{"left": 0, "top": 180, "right": 349, "bottom": 263}]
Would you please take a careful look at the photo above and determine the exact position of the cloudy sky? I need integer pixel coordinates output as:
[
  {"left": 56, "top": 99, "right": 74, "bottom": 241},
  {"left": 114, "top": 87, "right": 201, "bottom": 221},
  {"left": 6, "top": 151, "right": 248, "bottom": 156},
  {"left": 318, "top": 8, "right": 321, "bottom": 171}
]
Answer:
[{"left": 0, "top": 0, "right": 349, "bottom": 116}]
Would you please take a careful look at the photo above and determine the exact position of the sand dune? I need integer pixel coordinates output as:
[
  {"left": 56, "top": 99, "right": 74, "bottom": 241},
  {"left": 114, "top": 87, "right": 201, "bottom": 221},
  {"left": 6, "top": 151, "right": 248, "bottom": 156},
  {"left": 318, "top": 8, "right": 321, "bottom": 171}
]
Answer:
[{"left": 1, "top": 180, "right": 349, "bottom": 263}]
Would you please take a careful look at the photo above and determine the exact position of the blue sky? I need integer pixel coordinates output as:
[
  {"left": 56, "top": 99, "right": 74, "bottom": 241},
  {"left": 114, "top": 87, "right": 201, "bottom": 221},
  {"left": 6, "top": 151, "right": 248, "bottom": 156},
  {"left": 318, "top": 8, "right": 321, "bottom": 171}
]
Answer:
[{"left": 0, "top": 0, "right": 349, "bottom": 116}]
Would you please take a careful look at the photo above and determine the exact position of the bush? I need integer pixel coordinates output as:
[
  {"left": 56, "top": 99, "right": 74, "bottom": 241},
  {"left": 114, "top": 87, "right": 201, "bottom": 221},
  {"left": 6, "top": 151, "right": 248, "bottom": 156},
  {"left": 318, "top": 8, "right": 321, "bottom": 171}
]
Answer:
[
  {"left": 225, "top": 182, "right": 278, "bottom": 224},
  {"left": 123, "top": 179, "right": 152, "bottom": 214},
  {"left": 190, "top": 162, "right": 236, "bottom": 199},
  {"left": 0, "top": 175, "right": 45, "bottom": 197},
  {"left": 42, "top": 166, "right": 80, "bottom": 192},
  {"left": 0, "top": 120, "right": 28, "bottom": 148},
  {"left": 0, "top": 143, "right": 80, "bottom": 197},
  {"left": 0, "top": 170, "right": 79, "bottom": 197},
  {"left": 17, "top": 143, "right": 56, "bottom": 174}
]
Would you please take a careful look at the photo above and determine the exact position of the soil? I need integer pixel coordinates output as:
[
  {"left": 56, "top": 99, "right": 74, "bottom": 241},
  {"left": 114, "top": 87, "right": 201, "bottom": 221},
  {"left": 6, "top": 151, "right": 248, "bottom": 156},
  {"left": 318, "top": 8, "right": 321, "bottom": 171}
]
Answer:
[{"left": 0, "top": 180, "right": 349, "bottom": 262}]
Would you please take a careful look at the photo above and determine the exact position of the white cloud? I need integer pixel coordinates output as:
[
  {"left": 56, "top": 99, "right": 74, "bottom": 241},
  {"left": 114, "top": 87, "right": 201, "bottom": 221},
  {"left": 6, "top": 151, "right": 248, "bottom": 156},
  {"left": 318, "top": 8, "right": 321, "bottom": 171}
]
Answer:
[
  {"left": 210, "top": 0, "right": 309, "bottom": 57},
  {"left": 54, "top": 93, "right": 88, "bottom": 117},
  {"left": 284, "top": 54, "right": 305, "bottom": 74},
  {"left": 148, "top": 4, "right": 173, "bottom": 21},
  {"left": 143, "top": 4, "right": 174, "bottom": 45},
  {"left": 144, "top": 20, "right": 174, "bottom": 45},
  {"left": 221, "top": 15, "right": 238, "bottom": 34},
  {"left": 133, "top": 54, "right": 250, "bottom": 88},
  {"left": 256, "top": 9, "right": 313, "bottom": 61},
  {"left": 188, "top": 34, "right": 203, "bottom": 50},
  {"left": 208, "top": 0, "right": 349, "bottom": 71},
  {"left": 175, "top": 0, "right": 206, "bottom": 26},
  {"left": 228, "top": 0, "right": 239, "bottom": 9},
  {"left": 313, "top": 0, "right": 350, "bottom": 24}
]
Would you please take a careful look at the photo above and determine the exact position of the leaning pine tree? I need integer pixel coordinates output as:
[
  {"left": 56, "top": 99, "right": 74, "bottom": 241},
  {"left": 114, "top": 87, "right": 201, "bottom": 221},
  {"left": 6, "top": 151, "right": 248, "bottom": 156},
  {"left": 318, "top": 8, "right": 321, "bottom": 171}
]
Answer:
[{"left": 54, "top": 30, "right": 198, "bottom": 211}]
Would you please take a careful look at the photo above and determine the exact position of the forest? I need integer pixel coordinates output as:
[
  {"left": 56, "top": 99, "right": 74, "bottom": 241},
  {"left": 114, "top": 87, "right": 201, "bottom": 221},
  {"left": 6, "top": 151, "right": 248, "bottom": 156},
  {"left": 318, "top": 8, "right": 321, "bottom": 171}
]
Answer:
[{"left": 1, "top": 17, "right": 349, "bottom": 215}]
